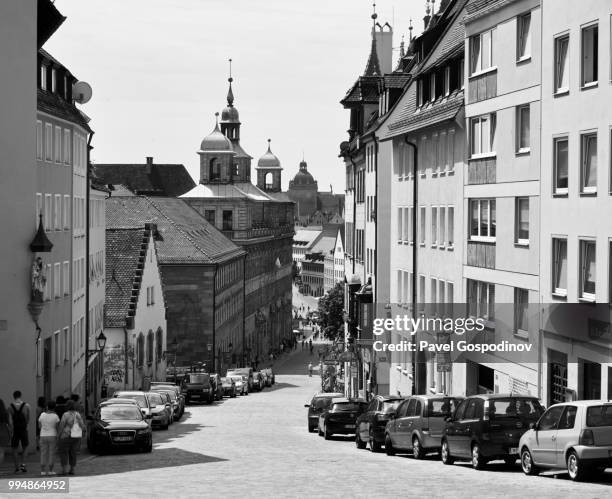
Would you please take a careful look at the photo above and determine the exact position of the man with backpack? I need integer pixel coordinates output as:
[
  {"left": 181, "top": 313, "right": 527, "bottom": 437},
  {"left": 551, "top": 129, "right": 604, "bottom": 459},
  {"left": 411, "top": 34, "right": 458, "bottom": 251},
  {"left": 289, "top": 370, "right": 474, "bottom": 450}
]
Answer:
[{"left": 8, "top": 390, "right": 30, "bottom": 473}]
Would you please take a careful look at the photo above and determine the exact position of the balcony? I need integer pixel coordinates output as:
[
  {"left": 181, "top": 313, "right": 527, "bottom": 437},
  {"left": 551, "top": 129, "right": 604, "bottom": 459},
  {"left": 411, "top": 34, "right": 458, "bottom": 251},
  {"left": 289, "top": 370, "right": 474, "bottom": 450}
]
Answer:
[{"left": 467, "top": 240, "right": 495, "bottom": 269}]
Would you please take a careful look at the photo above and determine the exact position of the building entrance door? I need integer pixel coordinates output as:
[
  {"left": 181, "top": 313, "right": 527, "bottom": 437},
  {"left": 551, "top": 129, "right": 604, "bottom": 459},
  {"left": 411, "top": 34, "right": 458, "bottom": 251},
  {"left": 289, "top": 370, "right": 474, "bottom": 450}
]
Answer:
[{"left": 548, "top": 349, "right": 567, "bottom": 405}]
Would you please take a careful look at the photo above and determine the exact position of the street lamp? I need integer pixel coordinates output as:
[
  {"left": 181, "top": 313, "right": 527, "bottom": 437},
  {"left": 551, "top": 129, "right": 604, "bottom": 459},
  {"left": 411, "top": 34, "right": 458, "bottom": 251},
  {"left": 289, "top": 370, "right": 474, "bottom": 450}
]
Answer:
[{"left": 88, "top": 331, "right": 107, "bottom": 355}]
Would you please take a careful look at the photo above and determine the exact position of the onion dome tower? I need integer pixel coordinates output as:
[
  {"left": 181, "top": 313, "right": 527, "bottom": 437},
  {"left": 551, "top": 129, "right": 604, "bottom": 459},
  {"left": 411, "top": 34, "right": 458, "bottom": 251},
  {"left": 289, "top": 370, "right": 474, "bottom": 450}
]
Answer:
[
  {"left": 198, "top": 112, "right": 236, "bottom": 184},
  {"left": 256, "top": 139, "right": 282, "bottom": 192}
]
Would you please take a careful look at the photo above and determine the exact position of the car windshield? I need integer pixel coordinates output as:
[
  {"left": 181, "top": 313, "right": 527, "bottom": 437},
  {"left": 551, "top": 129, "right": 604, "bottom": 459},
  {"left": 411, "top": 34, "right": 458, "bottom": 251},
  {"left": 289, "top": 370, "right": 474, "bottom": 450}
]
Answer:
[
  {"left": 489, "top": 398, "right": 543, "bottom": 419},
  {"left": 188, "top": 374, "right": 209, "bottom": 384},
  {"left": 230, "top": 376, "right": 242, "bottom": 383},
  {"left": 147, "top": 394, "right": 164, "bottom": 406},
  {"left": 586, "top": 405, "right": 612, "bottom": 427},
  {"left": 312, "top": 398, "right": 333, "bottom": 410},
  {"left": 381, "top": 400, "right": 402, "bottom": 413},
  {"left": 115, "top": 394, "right": 146, "bottom": 407},
  {"left": 101, "top": 406, "right": 143, "bottom": 421},
  {"left": 332, "top": 403, "right": 363, "bottom": 412}
]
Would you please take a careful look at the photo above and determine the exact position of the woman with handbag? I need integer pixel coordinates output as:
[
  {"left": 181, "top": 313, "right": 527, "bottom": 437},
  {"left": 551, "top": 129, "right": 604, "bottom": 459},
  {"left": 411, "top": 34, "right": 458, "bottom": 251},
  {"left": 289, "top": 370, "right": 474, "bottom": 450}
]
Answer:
[{"left": 57, "top": 400, "right": 85, "bottom": 476}]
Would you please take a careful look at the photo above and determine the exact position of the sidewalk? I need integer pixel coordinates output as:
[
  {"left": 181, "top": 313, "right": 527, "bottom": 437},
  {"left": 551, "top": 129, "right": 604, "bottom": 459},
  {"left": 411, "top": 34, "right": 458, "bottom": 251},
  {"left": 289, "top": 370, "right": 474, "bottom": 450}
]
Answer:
[{"left": 0, "top": 443, "right": 94, "bottom": 478}]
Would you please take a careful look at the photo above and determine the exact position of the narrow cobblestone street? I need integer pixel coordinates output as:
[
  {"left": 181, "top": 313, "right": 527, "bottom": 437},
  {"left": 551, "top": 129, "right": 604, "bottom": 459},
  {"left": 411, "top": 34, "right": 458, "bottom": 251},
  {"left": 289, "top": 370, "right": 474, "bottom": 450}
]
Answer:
[{"left": 5, "top": 345, "right": 607, "bottom": 498}]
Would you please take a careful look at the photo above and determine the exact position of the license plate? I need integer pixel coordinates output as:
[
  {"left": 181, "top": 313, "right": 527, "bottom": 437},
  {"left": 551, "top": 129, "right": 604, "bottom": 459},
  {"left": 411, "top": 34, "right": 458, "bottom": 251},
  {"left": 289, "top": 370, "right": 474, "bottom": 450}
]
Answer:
[
  {"left": 344, "top": 424, "right": 355, "bottom": 429},
  {"left": 113, "top": 436, "right": 133, "bottom": 442},
  {"left": 509, "top": 447, "right": 518, "bottom": 454}
]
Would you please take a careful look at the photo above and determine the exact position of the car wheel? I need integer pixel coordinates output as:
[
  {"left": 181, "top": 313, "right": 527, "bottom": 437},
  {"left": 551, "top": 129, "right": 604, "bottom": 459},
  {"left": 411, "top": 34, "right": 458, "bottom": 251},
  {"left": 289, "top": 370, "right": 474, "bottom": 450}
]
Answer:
[
  {"left": 567, "top": 450, "right": 586, "bottom": 481},
  {"left": 384, "top": 435, "right": 395, "bottom": 456},
  {"left": 441, "top": 440, "right": 454, "bottom": 465},
  {"left": 471, "top": 443, "right": 486, "bottom": 470},
  {"left": 412, "top": 436, "right": 424, "bottom": 459},
  {"left": 143, "top": 440, "right": 153, "bottom": 453},
  {"left": 521, "top": 448, "right": 539, "bottom": 476},
  {"left": 355, "top": 432, "right": 366, "bottom": 449},
  {"left": 324, "top": 425, "right": 332, "bottom": 440},
  {"left": 369, "top": 430, "right": 381, "bottom": 453}
]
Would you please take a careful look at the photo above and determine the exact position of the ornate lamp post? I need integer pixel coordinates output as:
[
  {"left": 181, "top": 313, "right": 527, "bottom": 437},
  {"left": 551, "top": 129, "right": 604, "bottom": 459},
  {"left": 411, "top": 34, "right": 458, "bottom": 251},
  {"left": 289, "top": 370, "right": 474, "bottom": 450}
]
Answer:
[{"left": 85, "top": 331, "right": 107, "bottom": 414}]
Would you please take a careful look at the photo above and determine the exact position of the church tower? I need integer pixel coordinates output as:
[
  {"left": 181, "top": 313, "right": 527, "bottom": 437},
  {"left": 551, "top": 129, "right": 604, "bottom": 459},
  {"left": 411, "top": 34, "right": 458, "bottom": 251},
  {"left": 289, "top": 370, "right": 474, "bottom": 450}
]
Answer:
[
  {"left": 256, "top": 139, "right": 282, "bottom": 192},
  {"left": 198, "top": 113, "right": 236, "bottom": 185}
]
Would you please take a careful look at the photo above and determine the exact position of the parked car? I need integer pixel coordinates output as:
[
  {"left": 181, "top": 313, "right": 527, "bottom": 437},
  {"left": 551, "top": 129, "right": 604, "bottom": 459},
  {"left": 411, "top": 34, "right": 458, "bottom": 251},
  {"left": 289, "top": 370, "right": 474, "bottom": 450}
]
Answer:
[
  {"left": 229, "top": 375, "right": 248, "bottom": 396},
  {"left": 519, "top": 400, "right": 612, "bottom": 481},
  {"left": 87, "top": 403, "right": 153, "bottom": 454},
  {"left": 227, "top": 367, "right": 254, "bottom": 390},
  {"left": 183, "top": 372, "right": 215, "bottom": 404},
  {"left": 304, "top": 392, "right": 343, "bottom": 432},
  {"left": 113, "top": 391, "right": 154, "bottom": 419},
  {"left": 355, "top": 395, "right": 404, "bottom": 451},
  {"left": 261, "top": 368, "right": 275, "bottom": 386},
  {"left": 252, "top": 372, "right": 264, "bottom": 391},
  {"left": 441, "top": 394, "right": 544, "bottom": 469},
  {"left": 152, "top": 388, "right": 181, "bottom": 420},
  {"left": 145, "top": 392, "right": 172, "bottom": 429},
  {"left": 318, "top": 398, "right": 367, "bottom": 440},
  {"left": 150, "top": 382, "right": 185, "bottom": 417},
  {"left": 384, "top": 395, "right": 463, "bottom": 458},
  {"left": 220, "top": 377, "right": 237, "bottom": 398}
]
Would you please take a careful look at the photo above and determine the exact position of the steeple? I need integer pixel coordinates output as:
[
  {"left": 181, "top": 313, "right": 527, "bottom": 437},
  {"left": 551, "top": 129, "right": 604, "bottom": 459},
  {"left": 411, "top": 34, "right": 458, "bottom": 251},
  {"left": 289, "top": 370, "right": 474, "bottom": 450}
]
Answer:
[
  {"left": 363, "top": 3, "right": 382, "bottom": 76},
  {"left": 226, "top": 58, "right": 234, "bottom": 106},
  {"left": 220, "top": 58, "right": 241, "bottom": 139},
  {"left": 409, "top": 18, "right": 413, "bottom": 41}
]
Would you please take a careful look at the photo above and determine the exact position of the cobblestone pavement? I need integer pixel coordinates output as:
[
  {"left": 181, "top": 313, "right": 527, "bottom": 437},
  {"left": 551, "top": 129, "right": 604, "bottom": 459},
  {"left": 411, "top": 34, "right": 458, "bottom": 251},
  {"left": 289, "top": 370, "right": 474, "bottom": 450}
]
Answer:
[{"left": 8, "top": 347, "right": 612, "bottom": 498}]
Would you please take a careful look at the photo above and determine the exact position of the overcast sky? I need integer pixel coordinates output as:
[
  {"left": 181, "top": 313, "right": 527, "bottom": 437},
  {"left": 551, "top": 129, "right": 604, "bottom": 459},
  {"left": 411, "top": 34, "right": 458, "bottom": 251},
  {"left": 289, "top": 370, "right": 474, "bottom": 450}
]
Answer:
[{"left": 46, "top": 0, "right": 424, "bottom": 191}]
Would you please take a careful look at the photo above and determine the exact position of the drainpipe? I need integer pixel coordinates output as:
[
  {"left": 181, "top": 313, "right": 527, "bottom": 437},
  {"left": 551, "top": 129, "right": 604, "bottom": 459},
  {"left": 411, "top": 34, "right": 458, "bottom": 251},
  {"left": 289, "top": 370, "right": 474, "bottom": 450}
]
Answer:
[
  {"left": 404, "top": 136, "right": 419, "bottom": 395},
  {"left": 123, "top": 327, "right": 129, "bottom": 391},
  {"left": 84, "top": 129, "right": 94, "bottom": 416},
  {"left": 212, "top": 265, "right": 218, "bottom": 373},
  {"left": 372, "top": 135, "right": 380, "bottom": 395},
  {"left": 242, "top": 254, "right": 247, "bottom": 368}
]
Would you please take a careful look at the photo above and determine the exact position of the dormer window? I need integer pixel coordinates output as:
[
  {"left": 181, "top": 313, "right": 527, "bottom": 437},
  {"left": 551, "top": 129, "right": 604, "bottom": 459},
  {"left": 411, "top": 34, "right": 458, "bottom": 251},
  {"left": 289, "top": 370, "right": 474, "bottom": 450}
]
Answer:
[
  {"left": 444, "top": 67, "right": 451, "bottom": 96},
  {"left": 429, "top": 73, "right": 436, "bottom": 102},
  {"left": 51, "top": 68, "right": 57, "bottom": 93},
  {"left": 40, "top": 65, "right": 47, "bottom": 90}
]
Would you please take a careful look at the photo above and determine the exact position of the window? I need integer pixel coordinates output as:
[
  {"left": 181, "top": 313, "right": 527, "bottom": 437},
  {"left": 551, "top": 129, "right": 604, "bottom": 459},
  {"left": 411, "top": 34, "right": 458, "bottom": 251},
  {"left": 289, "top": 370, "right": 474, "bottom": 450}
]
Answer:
[
  {"left": 447, "top": 129, "right": 455, "bottom": 172},
  {"left": 210, "top": 159, "right": 221, "bottom": 181},
  {"left": 62, "top": 261, "right": 69, "bottom": 295},
  {"left": 552, "top": 238, "right": 568, "bottom": 296},
  {"left": 51, "top": 69, "right": 57, "bottom": 93},
  {"left": 204, "top": 209, "right": 215, "bottom": 225},
  {"left": 429, "top": 73, "right": 436, "bottom": 102},
  {"left": 447, "top": 206, "right": 454, "bottom": 247},
  {"left": 514, "top": 288, "right": 529, "bottom": 334},
  {"left": 539, "top": 406, "right": 565, "bottom": 431},
  {"left": 553, "top": 137, "right": 569, "bottom": 194},
  {"left": 459, "top": 58, "right": 465, "bottom": 89},
  {"left": 137, "top": 334, "right": 145, "bottom": 368},
  {"left": 470, "top": 114, "right": 496, "bottom": 157},
  {"left": 54, "top": 126, "right": 61, "bottom": 163},
  {"left": 54, "top": 263, "right": 61, "bottom": 298},
  {"left": 45, "top": 123, "right": 53, "bottom": 161},
  {"left": 439, "top": 208, "right": 446, "bottom": 248},
  {"left": 581, "top": 24, "right": 598, "bottom": 86},
  {"left": 444, "top": 67, "right": 450, "bottom": 96},
  {"left": 431, "top": 207, "right": 438, "bottom": 246},
  {"left": 63, "top": 195, "right": 70, "bottom": 229},
  {"left": 470, "top": 28, "right": 494, "bottom": 74},
  {"left": 35, "top": 193, "right": 42, "bottom": 228},
  {"left": 54, "top": 194, "right": 61, "bottom": 230},
  {"left": 397, "top": 207, "right": 403, "bottom": 242},
  {"left": 515, "top": 197, "right": 529, "bottom": 245},
  {"left": 147, "top": 331, "right": 154, "bottom": 366},
  {"left": 469, "top": 199, "right": 496, "bottom": 241},
  {"left": 403, "top": 207, "right": 410, "bottom": 243},
  {"left": 517, "top": 13, "right": 532, "bottom": 61},
  {"left": 222, "top": 210, "right": 233, "bottom": 231},
  {"left": 517, "top": 105, "right": 530, "bottom": 152},
  {"left": 431, "top": 278, "right": 437, "bottom": 304},
  {"left": 36, "top": 121, "right": 43, "bottom": 159},
  {"left": 467, "top": 279, "right": 495, "bottom": 322},
  {"left": 419, "top": 275, "right": 426, "bottom": 309},
  {"left": 44, "top": 194, "right": 52, "bottom": 230},
  {"left": 581, "top": 133, "right": 597, "bottom": 193},
  {"left": 419, "top": 207, "right": 426, "bottom": 245},
  {"left": 63, "top": 327, "right": 69, "bottom": 361},
  {"left": 554, "top": 35, "right": 570, "bottom": 93},
  {"left": 63, "top": 129, "right": 70, "bottom": 164},
  {"left": 579, "top": 240, "right": 596, "bottom": 300},
  {"left": 44, "top": 264, "right": 51, "bottom": 301},
  {"left": 40, "top": 65, "right": 47, "bottom": 90},
  {"left": 54, "top": 331, "right": 60, "bottom": 366}
]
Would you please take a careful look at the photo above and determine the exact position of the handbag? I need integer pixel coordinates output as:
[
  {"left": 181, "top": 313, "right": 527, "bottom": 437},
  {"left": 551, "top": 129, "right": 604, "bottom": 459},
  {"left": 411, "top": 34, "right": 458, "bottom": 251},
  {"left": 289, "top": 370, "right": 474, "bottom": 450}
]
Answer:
[{"left": 69, "top": 413, "right": 83, "bottom": 438}]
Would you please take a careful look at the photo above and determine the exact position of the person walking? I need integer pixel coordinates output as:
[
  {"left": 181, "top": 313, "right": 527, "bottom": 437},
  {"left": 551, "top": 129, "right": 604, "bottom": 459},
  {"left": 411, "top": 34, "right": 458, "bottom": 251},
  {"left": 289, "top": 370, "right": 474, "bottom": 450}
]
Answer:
[
  {"left": 0, "top": 399, "right": 11, "bottom": 466},
  {"left": 301, "top": 339, "right": 305, "bottom": 350},
  {"left": 308, "top": 363, "right": 313, "bottom": 377},
  {"left": 8, "top": 390, "right": 30, "bottom": 473},
  {"left": 35, "top": 397, "right": 45, "bottom": 452},
  {"left": 70, "top": 394, "right": 85, "bottom": 419},
  {"left": 38, "top": 401, "right": 59, "bottom": 476},
  {"left": 57, "top": 400, "right": 85, "bottom": 476}
]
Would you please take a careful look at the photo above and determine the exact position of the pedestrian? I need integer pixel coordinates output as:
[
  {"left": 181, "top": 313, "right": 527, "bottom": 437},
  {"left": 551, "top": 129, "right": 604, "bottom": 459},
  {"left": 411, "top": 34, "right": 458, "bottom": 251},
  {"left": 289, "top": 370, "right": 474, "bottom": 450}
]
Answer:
[
  {"left": 70, "top": 394, "right": 84, "bottom": 419},
  {"left": 57, "top": 400, "right": 85, "bottom": 476},
  {"left": 8, "top": 390, "right": 30, "bottom": 473},
  {"left": 0, "top": 399, "right": 11, "bottom": 466},
  {"left": 38, "top": 400, "right": 59, "bottom": 476},
  {"left": 308, "top": 363, "right": 313, "bottom": 377},
  {"left": 35, "top": 396, "right": 45, "bottom": 452},
  {"left": 301, "top": 339, "right": 305, "bottom": 350}
]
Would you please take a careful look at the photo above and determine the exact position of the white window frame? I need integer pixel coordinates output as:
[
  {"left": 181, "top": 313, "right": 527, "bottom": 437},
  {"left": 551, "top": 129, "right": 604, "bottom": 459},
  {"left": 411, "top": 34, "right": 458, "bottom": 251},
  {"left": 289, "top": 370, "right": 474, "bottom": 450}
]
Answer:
[
  {"left": 517, "top": 12, "right": 532, "bottom": 62},
  {"left": 516, "top": 104, "right": 531, "bottom": 153},
  {"left": 63, "top": 195, "right": 70, "bottom": 229},
  {"left": 514, "top": 288, "right": 529, "bottom": 336},
  {"left": 515, "top": 197, "right": 530, "bottom": 245},
  {"left": 580, "top": 132, "right": 597, "bottom": 194},
  {"left": 439, "top": 207, "right": 446, "bottom": 249},
  {"left": 51, "top": 68, "right": 57, "bottom": 93},
  {"left": 36, "top": 120, "right": 43, "bottom": 160},
  {"left": 554, "top": 34, "right": 570, "bottom": 94},
  {"left": 579, "top": 239, "right": 596, "bottom": 301},
  {"left": 431, "top": 206, "right": 438, "bottom": 246},
  {"left": 63, "top": 327, "right": 69, "bottom": 362},
  {"left": 63, "top": 129, "right": 71, "bottom": 165},
  {"left": 403, "top": 207, "right": 410, "bottom": 244},
  {"left": 470, "top": 114, "right": 496, "bottom": 158},
  {"left": 45, "top": 123, "right": 53, "bottom": 161},
  {"left": 447, "top": 206, "right": 455, "bottom": 248},
  {"left": 62, "top": 261, "right": 70, "bottom": 296},
  {"left": 54, "top": 194, "right": 61, "bottom": 230},
  {"left": 44, "top": 194, "right": 52, "bottom": 231},
  {"left": 429, "top": 73, "right": 436, "bottom": 103},
  {"left": 419, "top": 206, "right": 426, "bottom": 246},
  {"left": 467, "top": 279, "right": 495, "bottom": 323},
  {"left": 581, "top": 22, "right": 599, "bottom": 88},
  {"left": 469, "top": 199, "right": 496, "bottom": 242},
  {"left": 53, "top": 262, "right": 61, "bottom": 298},
  {"left": 54, "top": 126, "right": 61, "bottom": 163},
  {"left": 397, "top": 207, "right": 403, "bottom": 243},
  {"left": 444, "top": 66, "right": 451, "bottom": 96},
  {"left": 552, "top": 237, "right": 568, "bottom": 297},
  {"left": 40, "top": 65, "right": 47, "bottom": 90},
  {"left": 470, "top": 28, "right": 495, "bottom": 76},
  {"left": 553, "top": 136, "right": 569, "bottom": 195}
]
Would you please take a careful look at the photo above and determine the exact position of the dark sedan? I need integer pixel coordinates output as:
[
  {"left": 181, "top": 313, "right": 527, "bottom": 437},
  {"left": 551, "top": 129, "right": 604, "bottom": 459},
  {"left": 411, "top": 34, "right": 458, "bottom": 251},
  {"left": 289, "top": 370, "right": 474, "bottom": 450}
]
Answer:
[
  {"left": 318, "top": 398, "right": 368, "bottom": 440},
  {"left": 87, "top": 403, "right": 153, "bottom": 454},
  {"left": 355, "top": 395, "right": 404, "bottom": 451}
]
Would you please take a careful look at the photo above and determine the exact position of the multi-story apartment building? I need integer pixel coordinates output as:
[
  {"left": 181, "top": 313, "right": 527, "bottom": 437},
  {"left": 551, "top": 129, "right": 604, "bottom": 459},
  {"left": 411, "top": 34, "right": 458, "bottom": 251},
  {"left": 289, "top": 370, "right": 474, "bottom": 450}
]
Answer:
[
  {"left": 463, "top": 0, "right": 542, "bottom": 396},
  {"left": 379, "top": 0, "right": 468, "bottom": 396},
  {"left": 324, "top": 226, "right": 345, "bottom": 293},
  {"left": 539, "top": 0, "right": 612, "bottom": 403}
]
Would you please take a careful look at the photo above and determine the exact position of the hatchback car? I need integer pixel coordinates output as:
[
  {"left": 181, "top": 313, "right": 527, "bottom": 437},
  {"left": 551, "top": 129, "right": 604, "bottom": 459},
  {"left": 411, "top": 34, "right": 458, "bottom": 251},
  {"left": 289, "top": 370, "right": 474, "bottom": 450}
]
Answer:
[
  {"left": 220, "top": 377, "right": 237, "bottom": 398},
  {"left": 305, "top": 392, "right": 344, "bottom": 432},
  {"left": 355, "top": 395, "right": 404, "bottom": 452},
  {"left": 145, "top": 392, "right": 172, "bottom": 429},
  {"left": 519, "top": 400, "right": 612, "bottom": 481},
  {"left": 87, "top": 403, "right": 153, "bottom": 454},
  {"left": 252, "top": 372, "right": 265, "bottom": 392},
  {"left": 441, "top": 394, "right": 544, "bottom": 469},
  {"left": 318, "top": 398, "right": 368, "bottom": 440},
  {"left": 385, "top": 395, "right": 463, "bottom": 458},
  {"left": 113, "top": 391, "right": 153, "bottom": 420},
  {"left": 229, "top": 375, "right": 249, "bottom": 396},
  {"left": 150, "top": 382, "right": 185, "bottom": 417}
]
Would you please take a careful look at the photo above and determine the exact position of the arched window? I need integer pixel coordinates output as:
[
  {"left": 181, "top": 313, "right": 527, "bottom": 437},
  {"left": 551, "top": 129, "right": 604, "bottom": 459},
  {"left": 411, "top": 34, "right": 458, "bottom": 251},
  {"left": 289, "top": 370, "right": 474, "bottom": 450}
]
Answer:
[
  {"left": 209, "top": 158, "right": 220, "bottom": 181},
  {"left": 137, "top": 333, "right": 145, "bottom": 368},
  {"left": 156, "top": 328, "right": 163, "bottom": 363},
  {"left": 265, "top": 172, "right": 274, "bottom": 189},
  {"left": 147, "top": 330, "right": 154, "bottom": 366}
]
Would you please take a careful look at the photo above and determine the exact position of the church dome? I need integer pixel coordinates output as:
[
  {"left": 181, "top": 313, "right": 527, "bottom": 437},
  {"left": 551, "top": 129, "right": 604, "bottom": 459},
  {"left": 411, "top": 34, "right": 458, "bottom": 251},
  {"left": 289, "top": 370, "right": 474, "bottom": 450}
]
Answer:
[
  {"left": 257, "top": 140, "right": 281, "bottom": 169},
  {"left": 221, "top": 105, "right": 240, "bottom": 123},
  {"left": 200, "top": 114, "right": 232, "bottom": 151},
  {"left": 292, "top": 160, "right": 315, "bottom": 185}
]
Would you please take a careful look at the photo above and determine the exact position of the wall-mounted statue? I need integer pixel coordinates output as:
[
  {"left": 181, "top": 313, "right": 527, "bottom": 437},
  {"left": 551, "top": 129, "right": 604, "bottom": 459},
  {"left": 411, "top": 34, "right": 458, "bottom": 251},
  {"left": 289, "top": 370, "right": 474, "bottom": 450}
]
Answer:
[{"left": 31, "top": 256, "right": 47, "bottom": 302}]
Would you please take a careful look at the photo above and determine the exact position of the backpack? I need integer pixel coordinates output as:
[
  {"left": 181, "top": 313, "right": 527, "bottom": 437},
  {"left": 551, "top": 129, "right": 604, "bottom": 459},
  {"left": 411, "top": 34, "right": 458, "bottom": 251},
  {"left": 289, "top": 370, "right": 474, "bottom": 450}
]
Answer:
[{"left": 11, "top": 403, "right": 27, "bottom": 431}]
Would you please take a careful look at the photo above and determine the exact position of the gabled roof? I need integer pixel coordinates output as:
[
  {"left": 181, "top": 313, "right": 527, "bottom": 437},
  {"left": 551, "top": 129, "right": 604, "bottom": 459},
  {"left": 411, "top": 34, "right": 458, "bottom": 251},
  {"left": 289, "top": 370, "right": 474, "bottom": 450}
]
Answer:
[
  {"left": 181, "top": 182, "right": 290, "bottom": 203},
  {"left": 293, "top": 228, "right": 323, "bottom": 248},
  {"left": 465, "top": 0, "right": 514, "bottom": 23},
  {"left": 37, "top": 88, "right": 91, "bottom": 132},
  {"left": 105, "top": 227, "right": 152, "bottom": 328},
  {"left": 94, "top": 162, "right": 196, "bottom": 197},
  {"left": 106, "top": 196, "right": 245, "bottom": 264}
]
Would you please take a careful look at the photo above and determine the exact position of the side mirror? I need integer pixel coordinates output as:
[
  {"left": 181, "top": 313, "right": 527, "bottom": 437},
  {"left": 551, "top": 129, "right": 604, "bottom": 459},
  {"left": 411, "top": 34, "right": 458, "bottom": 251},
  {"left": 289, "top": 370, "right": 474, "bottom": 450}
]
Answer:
[{"left": 529, "top": 422, "right": 537, "bottom": 430}]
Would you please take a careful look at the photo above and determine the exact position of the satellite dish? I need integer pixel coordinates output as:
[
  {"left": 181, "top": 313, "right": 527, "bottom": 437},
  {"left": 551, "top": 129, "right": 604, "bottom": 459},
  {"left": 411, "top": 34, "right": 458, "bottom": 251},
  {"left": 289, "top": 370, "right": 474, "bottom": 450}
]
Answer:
[{"left": 72, "top": 81, "right": 92, "bottom": 104}]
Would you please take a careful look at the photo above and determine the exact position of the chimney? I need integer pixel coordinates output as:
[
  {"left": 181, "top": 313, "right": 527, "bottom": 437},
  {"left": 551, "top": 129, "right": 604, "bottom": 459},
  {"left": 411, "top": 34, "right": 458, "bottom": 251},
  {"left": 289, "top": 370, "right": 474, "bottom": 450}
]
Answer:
[{"left": 374, "top": 24, "right": 393, "bottom": 75}]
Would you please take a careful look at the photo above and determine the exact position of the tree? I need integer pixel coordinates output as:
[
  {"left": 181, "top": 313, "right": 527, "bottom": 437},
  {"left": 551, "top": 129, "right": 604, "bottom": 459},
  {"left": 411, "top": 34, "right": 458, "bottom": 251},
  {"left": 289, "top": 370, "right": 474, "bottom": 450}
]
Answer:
[{"left": 318, "top": 282, "right": 344, "bottom": 342}]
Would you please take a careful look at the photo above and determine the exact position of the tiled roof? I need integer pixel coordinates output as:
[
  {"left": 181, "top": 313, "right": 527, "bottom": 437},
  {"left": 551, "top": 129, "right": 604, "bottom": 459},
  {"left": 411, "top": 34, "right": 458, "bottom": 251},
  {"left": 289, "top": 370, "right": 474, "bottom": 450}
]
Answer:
[
  {"left": 105, "top": 228, "right": 147, "bottom": 328},
  {"left": 465, "top": 0, "right": 514, "bottom": 22},
  {"left": 94, "top": 163, "right": 196, "bottom": 197},
  {"left": 37, "top": 89, "right": 91, "bottom": 132},
  {"left": 384, "top": 73, "right": 411, "bottom": 89},
  {"left": 311, "top": 235, "right": 336, "bottom": 255},
  {"left": 341, "top": 76, "right": 382, "bottom": 106},
  {"left": 363, "top": 37, "right": 382, "bottom": 76},
  {"left": 293, "top": 228, "right": 323, "bottom": 248},
  {"left": 106, "top": 196, "right": 245, "bottom": 264},
  {"left": 181, "top": 182, "right": 289, "bottom": 203}
]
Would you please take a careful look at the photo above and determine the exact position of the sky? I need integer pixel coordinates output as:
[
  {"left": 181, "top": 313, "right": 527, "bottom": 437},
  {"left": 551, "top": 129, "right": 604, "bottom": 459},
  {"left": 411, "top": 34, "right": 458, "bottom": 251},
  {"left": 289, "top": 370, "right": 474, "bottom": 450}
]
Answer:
[{"left": 46, "top": 0, "right": 425, "bottom": 191}]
